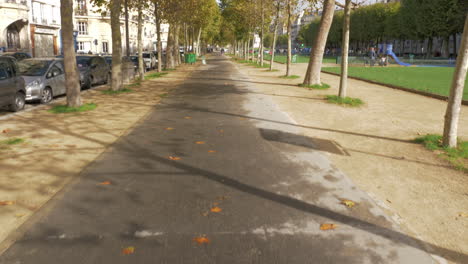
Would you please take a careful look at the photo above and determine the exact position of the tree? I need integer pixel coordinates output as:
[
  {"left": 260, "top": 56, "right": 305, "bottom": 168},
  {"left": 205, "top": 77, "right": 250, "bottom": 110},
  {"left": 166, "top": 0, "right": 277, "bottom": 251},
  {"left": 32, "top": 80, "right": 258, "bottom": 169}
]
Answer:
[
  {"left": 137, "top": 0, "right": 144, "bottom": 80},
  {"left": 443, "top": 15, "right": 468, "bottom": 147},
  {"left": 269, "top": 0, "right": 281, "bottom": 71},
  {"left": 338, "top": 0, "right": 352, "bottom": 98},
  {"left": 110, "top": 0, "right": 123, "bottom": 91},
  {"left": 60, "top": 0, "right": 81, "bottom": 107},
  {"left": 303, "top": 0, "right": 335, "bottom": 86}
]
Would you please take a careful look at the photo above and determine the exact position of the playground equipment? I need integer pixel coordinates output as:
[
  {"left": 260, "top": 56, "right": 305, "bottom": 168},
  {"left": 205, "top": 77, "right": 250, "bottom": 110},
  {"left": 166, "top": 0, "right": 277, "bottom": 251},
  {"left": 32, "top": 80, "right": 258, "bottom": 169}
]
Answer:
[{"left": 378, "top": 44, "right": 454, "bottom": 67}]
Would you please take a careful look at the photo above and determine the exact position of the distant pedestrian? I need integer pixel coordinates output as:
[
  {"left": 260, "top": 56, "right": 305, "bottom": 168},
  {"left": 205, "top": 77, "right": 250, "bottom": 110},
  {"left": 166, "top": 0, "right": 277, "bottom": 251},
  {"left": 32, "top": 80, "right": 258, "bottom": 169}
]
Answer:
[{"left": 369, "top": 47, "right": 376, "bottom": 66}]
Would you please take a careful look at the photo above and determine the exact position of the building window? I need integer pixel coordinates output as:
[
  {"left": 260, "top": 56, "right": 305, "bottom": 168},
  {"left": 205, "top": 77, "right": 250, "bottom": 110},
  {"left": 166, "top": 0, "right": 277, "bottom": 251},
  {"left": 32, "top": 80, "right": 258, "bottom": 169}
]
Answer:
[
  {"left": 77, "top": 41, "right": 91, "bottom": 52},
  {"left": 76, "top": 0, "right": 87, "bottom": 16},
  {"left": 78, "top": 41, "right": 85, "bottom": 51},
  {"left": 7, "top": 26, "right": 20, "bottom": 49},
  {"left": 102, "top": 41, "right": 108, "bottom": 53},
  {"left": 77, "top": 21, "right": 88, "bottom": 35}
]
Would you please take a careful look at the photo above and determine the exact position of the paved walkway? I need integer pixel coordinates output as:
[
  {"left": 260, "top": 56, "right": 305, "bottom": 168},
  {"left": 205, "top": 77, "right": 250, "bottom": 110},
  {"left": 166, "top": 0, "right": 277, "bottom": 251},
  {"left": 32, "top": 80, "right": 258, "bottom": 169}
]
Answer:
[{"left": 0, "top": 57, "right": 434, "bottom": 263}]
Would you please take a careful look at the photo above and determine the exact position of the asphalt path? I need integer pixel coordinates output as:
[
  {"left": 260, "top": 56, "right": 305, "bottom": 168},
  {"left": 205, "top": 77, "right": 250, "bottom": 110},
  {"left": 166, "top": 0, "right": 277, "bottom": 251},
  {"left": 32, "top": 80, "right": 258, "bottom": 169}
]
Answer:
[{"left": 0, "top": 57, "right": 435, "bottom": 263}]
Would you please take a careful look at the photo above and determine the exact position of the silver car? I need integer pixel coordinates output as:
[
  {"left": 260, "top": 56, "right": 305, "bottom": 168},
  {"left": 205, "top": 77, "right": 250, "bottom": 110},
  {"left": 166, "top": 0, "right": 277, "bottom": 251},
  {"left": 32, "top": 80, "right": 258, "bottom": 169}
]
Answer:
[{"left": 18, "top": 58, "right": 66, "bottom": 104}]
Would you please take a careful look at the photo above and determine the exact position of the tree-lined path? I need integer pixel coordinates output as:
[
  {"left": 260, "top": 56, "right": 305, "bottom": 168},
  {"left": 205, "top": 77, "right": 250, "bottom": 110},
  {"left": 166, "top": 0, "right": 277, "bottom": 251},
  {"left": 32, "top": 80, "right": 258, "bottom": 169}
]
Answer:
[{"left": 0, "top": 57, "right": 435, "bottom": 263}]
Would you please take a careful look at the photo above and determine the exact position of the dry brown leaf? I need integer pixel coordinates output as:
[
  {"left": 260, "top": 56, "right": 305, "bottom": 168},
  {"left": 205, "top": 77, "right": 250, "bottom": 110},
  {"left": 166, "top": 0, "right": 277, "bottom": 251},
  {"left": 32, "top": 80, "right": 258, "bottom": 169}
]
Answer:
[
  {"left": 195, "top": 141, "right": 205, "bottom": 144},
  {"left": 320, "top": 223, "right": 338, "bottom": 230},
  {"left": 184, "top": 116, "right": 192, "bottom": 119},
  {"left": 218, "top": 130, "right": 224, "bottom": 133},
  {"left": 122, "top": 246, "right": 135, "bottom": 255},
  {"left": 165, "top": 127, "right": 174, "bottom": 130},
  {"left": 0, "top": 201, "right": 15, "bottom": 206},
  {"left": 193, "top": 236, "right": 210, "bottom": 245},
  {"left": 210, "top": 206, "right": 222, "bottom": 213},
  {"left": 168, "top": 156, "right": 181, "bottom": 161},
  {"left": 99, "top": 181, "right": 111, "bottom": 185},
  {"left": 208, "top": 150, "right": 217, "bottom": 153},
  {"left": 458, "top": 212, "right": 468, "bottom": 218},
  {"left": 201, "top": 212, "right": 209, "bottom": 217},
  {"left": 340, "top": 199, "right": 356, "bottom": 208},
  {"left": 2, "top": 129, "right": 11, "bottom": 133}
]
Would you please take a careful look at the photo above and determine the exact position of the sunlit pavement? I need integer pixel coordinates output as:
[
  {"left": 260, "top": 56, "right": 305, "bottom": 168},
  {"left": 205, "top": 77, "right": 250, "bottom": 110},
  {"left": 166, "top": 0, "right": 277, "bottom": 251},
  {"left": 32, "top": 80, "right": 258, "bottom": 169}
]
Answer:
[{"left": 0, "top": 57, "right": 436, "bottom": 264}]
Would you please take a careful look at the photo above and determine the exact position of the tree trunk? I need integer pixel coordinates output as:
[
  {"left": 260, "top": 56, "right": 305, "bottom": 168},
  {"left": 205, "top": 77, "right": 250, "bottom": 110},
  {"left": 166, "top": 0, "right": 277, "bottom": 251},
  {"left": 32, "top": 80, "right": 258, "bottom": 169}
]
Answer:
[
  {"left": 60, "top": 0, "right": 81, "bottom": 107},
  {"left": 137, "top": 0, "right": 144, "bottom": 80},
  {"left": 443, "top": 16, "right": 468, "bottom": 147},
  {"left": 453, "top": 33, "right": 457, "bottom": 56},
  {"left": 166, "top": 25, "right": 174, "bottom": 69},
  {"left": 426, "top": 37, "right": 433, "bottom": 59},
  {"left": 269, "top": 1, "right": 280, "bottom": 71},
  {"left": 184, "top": 23, "right": 188, "bottom": 54},
  {"left": 155, "top": 3, "right": 162, "bottom": 72},
  {"left": 191, "top": 27, "right": 195, "bottom": 53},
  {"left": 111, "top": 0, "right": 123, "bottom": 91},
  {"left": 338, "top": 0, "right": 351, "bottom": 98},
  {"left": 303, "top": 0, "right": 335, "bottom": 85},
  {"left": 286, "top": 0, "right": 292, "bottom": 76},
  {"left": 174, "top": 24, "right": 181, "bottom": 66},
  {"left": 247, "top": 34, "right": 251, "bottom": 61},
  {"left": 196, "top": 27, "right": 202, "bottom": 56},
  {"left": 260, "top": 0, "right": 265, "bottom": 66},
  {"left": 124, "top": 0, "right": 130, "bottom": 56}
]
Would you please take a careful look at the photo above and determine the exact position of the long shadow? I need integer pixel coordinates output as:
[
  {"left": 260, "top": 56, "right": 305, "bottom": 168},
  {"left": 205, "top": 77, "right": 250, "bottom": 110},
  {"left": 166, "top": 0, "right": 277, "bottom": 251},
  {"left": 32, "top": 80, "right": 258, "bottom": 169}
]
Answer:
[
  {"left": 259, "top": 128, "right": 349, "bottom": 156},
  {"left": 158, "top": 103, "right": 416, "bottom": 144},
  {"left": 163, "top": 76, "right": 301, "bottom": 88},
  {"left": 117, "top": 140, "right": 467, "bottom": 263}
]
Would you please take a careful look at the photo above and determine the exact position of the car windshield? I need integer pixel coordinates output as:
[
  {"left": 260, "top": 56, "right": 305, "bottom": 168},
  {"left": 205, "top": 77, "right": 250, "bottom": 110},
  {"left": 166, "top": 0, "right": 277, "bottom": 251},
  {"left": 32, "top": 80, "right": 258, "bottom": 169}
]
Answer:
[
  {"left": 105, "top": 57, "right": 112, "bottom": 64},
  {"left": 76, "top": 57, "right": 91, "bottom": 68},
  {"left": 18, "top": 60, "right": 51, "bottom": 76},
  {"left": 130, "top": 56, "right": 138, "bottom": 62},
  {"left": 142, "top": 54, "right": 151, "bottom": 58}
]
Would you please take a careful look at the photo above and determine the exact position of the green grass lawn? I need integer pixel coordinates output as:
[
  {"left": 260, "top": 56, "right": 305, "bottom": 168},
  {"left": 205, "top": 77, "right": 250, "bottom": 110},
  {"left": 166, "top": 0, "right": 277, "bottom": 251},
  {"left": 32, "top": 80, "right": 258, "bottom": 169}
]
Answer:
[
  {"left": 322, "top": 67, "right": 468, "bottom": 100},
  {"left": 264, "top": 54, "right": 337, "bottom": 64}
]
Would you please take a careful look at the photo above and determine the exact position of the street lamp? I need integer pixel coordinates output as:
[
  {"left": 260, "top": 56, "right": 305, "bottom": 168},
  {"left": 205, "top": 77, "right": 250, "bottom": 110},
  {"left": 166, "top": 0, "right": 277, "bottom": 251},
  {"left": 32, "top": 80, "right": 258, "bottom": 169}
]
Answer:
[{"left": 73, "top": 30, "right": 79, "bottom": 52}]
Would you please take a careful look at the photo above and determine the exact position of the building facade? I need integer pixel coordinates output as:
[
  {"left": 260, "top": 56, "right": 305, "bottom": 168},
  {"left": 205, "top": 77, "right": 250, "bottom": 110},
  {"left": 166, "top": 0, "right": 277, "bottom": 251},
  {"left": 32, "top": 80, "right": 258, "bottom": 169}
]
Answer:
[
  {"left": 0, "top": 0, "right": 31, "bottom": 53},
  {"left": 73, "top": 0, "right": 168, "bottom": 55},
  {"left": 29, "top": 0, "right": 61, "bottom": 57}
]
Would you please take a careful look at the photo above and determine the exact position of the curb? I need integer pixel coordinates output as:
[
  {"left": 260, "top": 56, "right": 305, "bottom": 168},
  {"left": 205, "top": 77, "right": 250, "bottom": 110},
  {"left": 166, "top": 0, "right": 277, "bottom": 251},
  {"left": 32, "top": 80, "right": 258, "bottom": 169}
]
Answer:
[{"left": 321, "top": 70, "right": 468, "bottom": 106}]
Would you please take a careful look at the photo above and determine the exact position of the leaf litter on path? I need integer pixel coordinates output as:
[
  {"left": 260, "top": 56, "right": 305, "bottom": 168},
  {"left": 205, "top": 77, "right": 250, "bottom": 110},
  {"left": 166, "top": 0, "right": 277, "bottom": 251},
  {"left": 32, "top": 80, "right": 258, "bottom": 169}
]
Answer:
[
  {"left": 320, "top": 224, "right": 338, "bottom": 231},
  {"left": 195, "top": 141, "right": 205, "bottom": 144},
  {"left": 208, "top": 150, "right": 217, "bottom": 153},
  {"left": 193, "top": 236, "right": 210, "bottom": 245},
  {"left": 340, "top": 199, "right": 356, "bottom": 208},
  {"left": 210, "top": 206, "right": 222, "bottom": 213},
  {"left": 165, "top": 127, "right": 174, "bottom": 130},
  {"left": 99, "top": 181, "right": 112, "bottom": 185},
  {"left": 168, "top": 156, "right": 181, "bottom": 160},
  {"left": 0, "top": 201, "right": 15, "bottom": 206},
  {"left": 122, "top": 246, "right": 135, "bottom": 255}
]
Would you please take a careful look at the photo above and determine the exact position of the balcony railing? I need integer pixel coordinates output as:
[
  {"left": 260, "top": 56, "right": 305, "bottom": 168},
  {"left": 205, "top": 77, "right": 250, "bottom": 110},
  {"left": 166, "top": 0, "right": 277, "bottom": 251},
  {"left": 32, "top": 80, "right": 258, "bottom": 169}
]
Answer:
[
  {"left": 3, "top": 0, "right": 28, "bottom": 6},
  {"left": 75, "top": 8, "right": 88, "bottom": 16}
]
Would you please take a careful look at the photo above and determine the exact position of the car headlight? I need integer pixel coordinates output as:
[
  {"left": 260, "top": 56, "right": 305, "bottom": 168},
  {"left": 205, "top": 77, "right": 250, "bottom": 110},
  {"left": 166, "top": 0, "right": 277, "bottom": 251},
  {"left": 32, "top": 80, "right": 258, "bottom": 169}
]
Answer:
[{"left": 26, "top": 79, "right": 41, "bottom": 90}]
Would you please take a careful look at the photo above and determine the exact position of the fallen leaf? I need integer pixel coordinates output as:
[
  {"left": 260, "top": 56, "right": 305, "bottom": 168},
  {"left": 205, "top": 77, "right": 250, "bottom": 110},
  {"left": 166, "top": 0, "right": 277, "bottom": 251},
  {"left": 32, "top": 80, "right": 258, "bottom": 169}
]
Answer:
[
  {"left": 193, "top": 236, "right": 210, "bottom": 244},
  {"left": 184, "top": 116, "right": 192, "bottom": 119},
  {"left": 208, "top": 150, "right": 217, "bottom": 153},
  {"left": 320, "top": 224, "right": 338, "bottom": 230},
  {"left": 99, "top": 181, "right": 111, "bottom": 185},
  {"left": 201, "top": 212, "right": 209, "bottom": 217},
  {"left": 195, "top": 141, "right": 205, "bottom": 144},
  {"left": 340, "top": 199, "right": 356, "bottom": 208},
  {"left": 0, "top": 201, "right": 15, "bottom": 206},
  {"left": 165, "top": 127, "right": 174, "bottom": 130},
  {"left": 122, "top": 246, "right": 135, "bottom": 255},
  {"left": 386, "top": 199, "right": 392, "bottom": 204},
  {"left": 210, "top": 206, "right": 222, "bottom": 213},
  {"left": 2, "top": 129, "right": 11, "bottom": 133},
  {"left": 218, "top": 130, "right": 224, "bottom": 133},
  {"left": 458, "top": 212, "right": 468, "bottom": 218},
  {"left": 168, "top": 156, "right": 181, "bottom": 160}
]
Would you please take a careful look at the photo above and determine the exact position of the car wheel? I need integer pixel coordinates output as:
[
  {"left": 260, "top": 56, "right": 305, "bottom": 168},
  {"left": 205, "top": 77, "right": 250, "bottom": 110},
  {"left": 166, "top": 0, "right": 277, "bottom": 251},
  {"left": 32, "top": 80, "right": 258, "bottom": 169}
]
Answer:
[
  {"left": 85, "top": 77, "right": 92, "bottom": 89},
  {"left": 9, "top": 92, "right": 25, "bottom": 112},
  {"left": 40, "top": 87, "right": 53, "bottom": 104}
]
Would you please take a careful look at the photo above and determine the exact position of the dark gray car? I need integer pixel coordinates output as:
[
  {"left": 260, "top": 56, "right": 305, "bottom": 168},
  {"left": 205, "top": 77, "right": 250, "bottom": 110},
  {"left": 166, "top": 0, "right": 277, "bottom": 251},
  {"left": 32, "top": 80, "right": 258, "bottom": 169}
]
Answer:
[
  {"left": 18, "top": 58, "right": 66, "bottom": 104},
  {"left": 76, "top": 55, "right": 110, "bottom": 89},
  {"left": 0, "top": 56, "right": 26, "bottom": 111}
]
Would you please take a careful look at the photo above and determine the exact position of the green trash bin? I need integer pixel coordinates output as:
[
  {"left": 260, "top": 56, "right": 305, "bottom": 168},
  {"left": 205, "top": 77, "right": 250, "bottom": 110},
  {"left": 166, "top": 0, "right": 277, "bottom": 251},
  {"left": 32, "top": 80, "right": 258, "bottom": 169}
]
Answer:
[{"left": 185, "top": 53, "right": 196, "bottom": 64}]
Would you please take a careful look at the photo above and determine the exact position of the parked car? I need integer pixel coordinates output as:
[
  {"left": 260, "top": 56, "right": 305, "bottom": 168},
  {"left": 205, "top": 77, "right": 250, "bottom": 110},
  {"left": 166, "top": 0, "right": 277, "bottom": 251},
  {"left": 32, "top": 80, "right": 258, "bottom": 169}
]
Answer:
[
  {"left": 104, "top": 56, "right": 137, "bottom": 79},
  {"left": 140, "top": 52, "right": 157, "bottom": 70},
  {"left": 76, "top": 55, "right": 110, "bottom": 89},
  {"left": 0, "top": 56, "right": 26, "bottom": 111},
  {"left": 18, "top": 58, "right": 66, "bottom": 104},
  {"left": 0, "top": 52, "right": 32, "bottom": 61}
]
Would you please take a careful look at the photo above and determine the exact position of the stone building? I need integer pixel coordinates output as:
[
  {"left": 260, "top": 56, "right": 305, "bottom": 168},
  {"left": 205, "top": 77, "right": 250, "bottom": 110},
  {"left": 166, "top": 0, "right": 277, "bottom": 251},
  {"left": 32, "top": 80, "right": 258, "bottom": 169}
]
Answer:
[
  {"left": 29, "top": 0, "right": 61, "bottom": 57},
  {"left": 0, "top": 0, "right": 31, "bottom": 53}
]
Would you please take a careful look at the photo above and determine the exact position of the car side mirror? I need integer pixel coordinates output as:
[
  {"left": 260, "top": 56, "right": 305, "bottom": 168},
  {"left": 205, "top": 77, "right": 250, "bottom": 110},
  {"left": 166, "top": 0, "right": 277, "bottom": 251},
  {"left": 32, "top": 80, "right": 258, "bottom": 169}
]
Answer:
[{"left": 46, "top": 72, "right": 53, "bottom": 79}]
